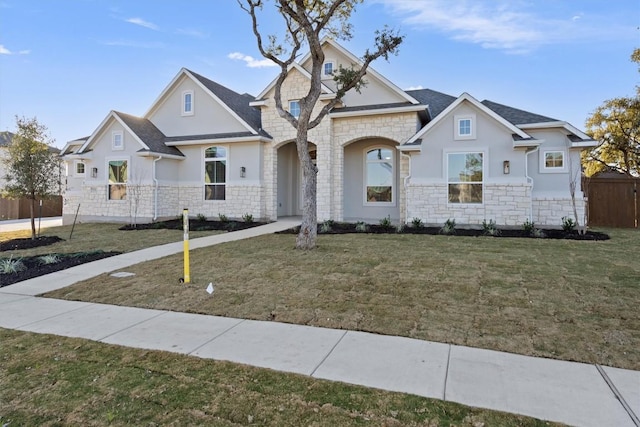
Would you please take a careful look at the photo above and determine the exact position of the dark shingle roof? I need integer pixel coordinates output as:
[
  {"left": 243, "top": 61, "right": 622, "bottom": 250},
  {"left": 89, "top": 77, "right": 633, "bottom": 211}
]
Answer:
[
  {"left": 331, "top": 102, "right": 416, "bottom": 113},
  {"left": 406, "top": 89, "right": 457, "bottom": 120},
  {"left": 114, "top": 112, "right": 184, "bottom": 157},
  {"left": 481, "top": 100, "right": 558, "bottom": 125},
  {"left": 187, "top": 69, "right": 263, "bottom": 134}
]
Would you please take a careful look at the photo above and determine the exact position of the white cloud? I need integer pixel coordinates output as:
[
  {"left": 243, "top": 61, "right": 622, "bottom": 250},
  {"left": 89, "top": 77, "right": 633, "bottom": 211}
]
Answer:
[
  {"left": 376, "top": 0, "right": 606, "bottom": 54},
  {"left": 176, "top": 28, "right": 209, "bottom": 39},
  {"left": 0, "top": 44, "right": 30, "bottom": 55},
  {"left": 125, "top": 17, "right": 159, "bottom": 31},
  {"left": 404, "top": 85, "right": 424, "bottom": 91},
  {"left": 228, "top": 52, "right": 277, "bottom": 68},
  {"left": 103, "top": 40, "right": 164, "bottom": 49}
]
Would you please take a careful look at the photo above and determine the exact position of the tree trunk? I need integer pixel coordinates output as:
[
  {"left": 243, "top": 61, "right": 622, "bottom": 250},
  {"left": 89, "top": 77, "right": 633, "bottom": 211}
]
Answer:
[
  {"left": 294, "top": 126, "right": 318, "bottom": 250},
  {"left": 29, "top": 197, "right": 36, "bottom": 240}
]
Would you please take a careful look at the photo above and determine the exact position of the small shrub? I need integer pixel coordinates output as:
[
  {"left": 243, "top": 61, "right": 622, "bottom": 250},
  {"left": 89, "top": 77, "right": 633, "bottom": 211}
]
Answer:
[
  {"left": 0, "top": 256, "right": 26, "bottom": 274},
  {"left": 379, "top": 215, "right": 392, "bottom": 229},
  {"left": 320, "top": 220, "right": 333, "bottom": 234},
  {"left": 196, "top": 213, "right": 207, "bottom": 222},
  {"left": 411, "top": 217, "right": 423, "bottom": 228},
  {"left": 532, "top": 228, "right": 546, "bottom": 238},
  {"left": 481, "top": 219, "right": 501, "bottom": 236},
  {"left": 242, "top": 213, "right": 254, "bottom": 223},
  {"left": 395, "top": 223, "right": 405, "bottom": 233},
  {"left": 218, "top": 213, "right": 229, "bottom": 223},
  {"left": 522, "top": 219, "right": 535, "bottom": 234},
  {"left": 561, "top": 216, "right": 576, "bottom": 231},
  {"left": 38, "top": 254, "right": 61, "bottom": 265},
  {"left": 440, "top": 218, "right": 456, "bottom": 235},
  {"left": 225, "top": 222, "right": 238, "bottom": 231},
  {"left": 150, "top": 222, "right": 168, "bottom": 229},
  {"left": 355, "top": 221, "right": 368, "bottom": 233}
]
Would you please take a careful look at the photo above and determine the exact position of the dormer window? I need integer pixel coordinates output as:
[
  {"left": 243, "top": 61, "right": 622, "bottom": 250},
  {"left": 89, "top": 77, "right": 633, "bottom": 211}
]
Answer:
[
  {"left": 289, "top": 100, "right": 300, "bottom": 118},
  {"left": 454, "top": 114, "right": 476, "bottom": 140},
  {"left": 112, "top": 131, "right": 124, "bottom": 150},
  {"left": 322, "top": 60, "right": 334, "bottom": 78},
  {"left": 182, "top": 90, "right": 194, "bottom": 116}
]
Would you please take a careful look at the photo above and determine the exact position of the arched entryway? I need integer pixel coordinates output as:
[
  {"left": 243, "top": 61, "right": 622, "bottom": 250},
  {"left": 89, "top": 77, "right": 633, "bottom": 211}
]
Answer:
[
  {"left": 276, "top": 141, "right": 316, "bottom": 217},
  {"left": 343, "top": 138, "right": 400, "bottom": 222}
]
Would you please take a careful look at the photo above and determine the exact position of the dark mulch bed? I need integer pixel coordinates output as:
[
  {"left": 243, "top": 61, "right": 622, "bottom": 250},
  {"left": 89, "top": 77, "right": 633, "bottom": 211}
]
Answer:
[
  {"left": 0, "top": 236, "right": 64, "bottom": 252},
  {"left": 0, "top": 251, "right": 122, "bottom": 287},
  {"left": 278, "top": 222, "right": 610, "bottom": 241},
  {"left": 119, "top": 219, "right": 267, "bottom": 232}
]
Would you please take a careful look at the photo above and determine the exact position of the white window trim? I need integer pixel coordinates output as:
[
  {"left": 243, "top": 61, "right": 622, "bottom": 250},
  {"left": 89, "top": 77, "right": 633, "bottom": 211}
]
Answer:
[
  {"left": 74, "top": 160, "right": 86, "bottom": 177},
  {"left": 112, "top": 131, "right": 124, "bottom": 151},
  {"left": 203, "top": 145, "right": 228, "bottom": 201},
  {"left": 106, "top": 157, "right": 129, "bottom": 201},
  {"left": 182, "top": 90, "right": 194, "bottom": 116},
  {"left": 363, "top": 146, "right": 396, "bottom": 207},
  {"left": 454, "top": 114, "right": 476, "bottom": 140},
  {"left": 289, "top": 100, "right": 300, "bottom": 118},
  {"left": 539, "top": 148, "right": 568, "bottom": 174},
  {"left": 445, "top": 150, "right": 485, "bottom": 205},
  {"left": 322, "top": 59, "right": 335, "bottom": 78}
]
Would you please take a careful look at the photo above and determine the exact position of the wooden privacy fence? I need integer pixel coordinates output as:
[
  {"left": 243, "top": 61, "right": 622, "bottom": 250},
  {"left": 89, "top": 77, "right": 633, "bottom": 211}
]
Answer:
[
  {"left": 0, "top": 196, "right": 62, "bottom": 220},
  {"left": 584, "top": 176, "right": 639, "bottom": 228}
]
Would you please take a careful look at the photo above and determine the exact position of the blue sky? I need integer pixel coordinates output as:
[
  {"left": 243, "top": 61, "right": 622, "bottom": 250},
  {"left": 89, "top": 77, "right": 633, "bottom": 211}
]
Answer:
[{"left": 1, "top": 0, "right": 638, "bottom": 148}]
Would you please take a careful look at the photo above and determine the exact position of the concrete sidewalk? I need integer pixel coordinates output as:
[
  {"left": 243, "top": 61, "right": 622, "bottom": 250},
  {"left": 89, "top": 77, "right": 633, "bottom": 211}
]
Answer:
[{"left": 1, "top": 220, "right": 638, "bottom": 427}]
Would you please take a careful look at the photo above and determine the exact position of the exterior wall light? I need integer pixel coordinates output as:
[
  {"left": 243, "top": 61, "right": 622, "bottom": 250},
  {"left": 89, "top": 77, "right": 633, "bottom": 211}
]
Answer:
[
  {"left": 240, "top": 166, "right": 246, "bottom": 178},
  {"left": 91, "top": 167, "right": 98, "bottom": 178},
  {"left": 503, "top": 161, "right": 510, "bottom": 174}
]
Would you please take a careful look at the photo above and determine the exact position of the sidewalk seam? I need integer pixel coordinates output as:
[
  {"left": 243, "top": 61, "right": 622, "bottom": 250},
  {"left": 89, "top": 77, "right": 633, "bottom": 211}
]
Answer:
[
  {"left": 187, "top": 318, "right": 247, "bottom": 355},
  {"left": 310, "top": 330, "right": 348, "bottom": 377},
  {"left": 442, "top": 344, "right": 452, "bottom": 401},
  {"left": 595, "top": 364, "right": 640, "bottom": 427},
  {"left": 97, "top": 309, "right": 167, "bottom": 342}
]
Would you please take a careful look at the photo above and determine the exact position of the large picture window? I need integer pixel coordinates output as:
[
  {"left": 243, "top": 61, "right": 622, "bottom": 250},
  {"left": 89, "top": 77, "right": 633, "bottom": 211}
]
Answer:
[
  {"left": 448, "top": 152, "right": 483, "bottom": 204},
  {"left": 108, "top": 160, "right": 127, "bottom": 200},
  {"left": 365, "top": 148, "right": 394, "bottom": 204},
  {"left": 204, "top": 146, "right": 226, "bottom": 200}
]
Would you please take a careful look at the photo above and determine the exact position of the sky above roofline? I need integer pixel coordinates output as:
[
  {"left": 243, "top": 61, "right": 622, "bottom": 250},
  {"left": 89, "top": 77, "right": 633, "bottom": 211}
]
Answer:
[{"left": 0, "top": 0, "right": 637, "bottom": 147}]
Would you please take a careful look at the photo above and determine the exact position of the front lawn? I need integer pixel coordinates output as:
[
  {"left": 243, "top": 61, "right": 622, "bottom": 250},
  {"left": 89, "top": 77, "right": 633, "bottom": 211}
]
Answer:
[
  {"left": 0, "top": 328, "right": 556, "bottom": 426},
  {"left": 46, "top": 228, "right": 640, "bottom": 370}
]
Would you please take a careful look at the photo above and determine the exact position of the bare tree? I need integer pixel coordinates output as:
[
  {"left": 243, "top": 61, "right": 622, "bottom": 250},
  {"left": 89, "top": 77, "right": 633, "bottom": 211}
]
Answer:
[
  {"left": 239, "top": 0, "right": 403, "bottom": 249},
  {"left": 128, "top": 166, "right": 147, "bottom": 227}
]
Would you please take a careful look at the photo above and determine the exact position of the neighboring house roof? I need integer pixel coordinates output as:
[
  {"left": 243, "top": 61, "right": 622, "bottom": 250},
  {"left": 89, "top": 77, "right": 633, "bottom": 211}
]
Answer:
[
  {"left": 0, "top": 131, "right": 15, "bottom": 147},
  {"left": 481, "top": 100, "right": 558, "bottom": 125},
  {"left": 406, "top": 89, "right": 457, "bottom": 120}
]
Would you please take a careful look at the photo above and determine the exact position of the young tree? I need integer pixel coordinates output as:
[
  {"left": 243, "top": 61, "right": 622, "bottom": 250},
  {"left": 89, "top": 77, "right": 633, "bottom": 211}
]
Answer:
[
  {"left": 239, "top": 0, "right": 403, "bottom": 249},
  {"left": 582, "top": 49, "right": 640, "bottom": 177},
  {"left": 2, "top": 116, "right": 61, "bottom": 238}
]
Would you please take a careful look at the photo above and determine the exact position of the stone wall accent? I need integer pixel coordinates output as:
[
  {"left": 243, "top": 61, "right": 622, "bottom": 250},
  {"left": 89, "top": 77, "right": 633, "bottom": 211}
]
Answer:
[
  {"left": 406, "top": 183, "right": 534, "bottom": 226},
  {"left": 533, "top": 196, "right": 586, "bottom": 228}
]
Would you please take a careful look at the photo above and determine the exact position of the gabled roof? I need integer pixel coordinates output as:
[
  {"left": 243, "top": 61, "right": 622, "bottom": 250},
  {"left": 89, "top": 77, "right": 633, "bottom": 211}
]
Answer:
[
  {"left": 406, "top": 88, "right": 457, "bottom": 120},
  {"left": 253, "top": 62, "right": 334, "bottom": 102},
  {"left": 144, "top": 68, "right": 263, "bottom": 136},
  {"left": 77, "top": 111, "right": 184, "bottom": 158},
  {"left": 300, "top": 37, "right": 420, "bottom": 106},
  {"left": 404, "top": 92, "right": 531, "bottom": 146},
  {"left": 115, "top": 112, "right": 184, "bottom": 157},
  {"left": 481, "top": 100, "right": 558, "bottom": 125}
]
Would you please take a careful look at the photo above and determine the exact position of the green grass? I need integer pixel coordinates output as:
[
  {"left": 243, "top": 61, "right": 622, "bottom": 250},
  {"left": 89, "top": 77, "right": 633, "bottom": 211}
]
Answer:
[
  {"left": 46, "top": 228, "right": 640, "bottom": 370},
  {"left": 0, "top": 223, "right": 222, "bottom": 257},
  {"left": 0, "top": 328, "right": 558, "bottom": 426}
]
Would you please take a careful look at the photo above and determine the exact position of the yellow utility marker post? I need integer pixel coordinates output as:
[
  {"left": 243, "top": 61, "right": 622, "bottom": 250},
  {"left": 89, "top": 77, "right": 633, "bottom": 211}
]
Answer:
[{"left": 182, "top": 208, "right": 190, "bottom": 283}]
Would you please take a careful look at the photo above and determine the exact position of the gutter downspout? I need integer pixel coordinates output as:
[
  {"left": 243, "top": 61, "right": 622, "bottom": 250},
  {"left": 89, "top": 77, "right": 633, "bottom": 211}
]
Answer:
[
  {"left": 525, "top": 147, "right": 539, "bottom": 223},
  {"left": 401, "top": 152, "right": 412, "bottom": 224},
  {"left": 153, "top": 156, "right": 163, "bottom": 221}
]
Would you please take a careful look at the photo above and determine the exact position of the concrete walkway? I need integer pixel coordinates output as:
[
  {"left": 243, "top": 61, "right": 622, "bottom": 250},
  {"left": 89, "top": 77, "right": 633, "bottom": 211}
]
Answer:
[
  {"left": 0, "top": 216, "right": 63, "bottom": 232},
  {"left": 1, "top": 219, "right": 638, "bottom": 427}
]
